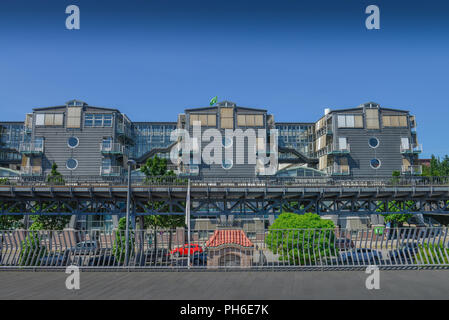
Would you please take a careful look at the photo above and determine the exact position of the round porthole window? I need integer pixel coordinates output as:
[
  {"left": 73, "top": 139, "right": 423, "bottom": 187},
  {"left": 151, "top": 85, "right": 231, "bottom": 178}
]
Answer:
[
  {"left": 66, "top": 158, "right": 78, "bottom": 170},
  {"left": 370, "top": 158, "right": 381, "bottom": 169},
  {"left": 222, "top": 137, "right": 233, "bottom": 148},
  {"left": 222, "top": 158, "right": 233, "bottom": 170},
  {"left": 68, "top": 137, "right": 79, "bottom": 148},
  {"left": 369, "top": 137, "right": 379, "bottom": 149}
]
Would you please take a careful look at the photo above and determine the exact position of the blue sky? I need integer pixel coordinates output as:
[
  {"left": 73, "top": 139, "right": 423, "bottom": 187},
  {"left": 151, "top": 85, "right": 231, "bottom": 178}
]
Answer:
[{"left": 0, "top": 0, "right": 448, "bottom": 157}]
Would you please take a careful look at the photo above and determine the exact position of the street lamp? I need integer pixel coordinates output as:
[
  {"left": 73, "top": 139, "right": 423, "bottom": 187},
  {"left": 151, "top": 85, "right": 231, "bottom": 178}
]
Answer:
[{"left": 125, "top": 159, "right": 136, "bottom": 266}]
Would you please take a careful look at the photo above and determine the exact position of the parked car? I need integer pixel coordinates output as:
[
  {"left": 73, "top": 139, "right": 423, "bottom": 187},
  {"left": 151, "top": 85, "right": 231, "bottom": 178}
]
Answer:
[
  {"left": 192, "top": 252, "right": 208, "bottom": 266},
  {"left": 389, "top": 243, "right": 419, "bottom": 263},
  {"left": 340, "top": 249, "right": 383, "bottom": 265},
  {"left": 88, "top": 255, "right": 119, "bottom": 267},
  {"left": 335, "top": 238, "right": 355, "bottom": 250},
  {"left": 68, "top": 241, "right": 100, "bottom": 255},
  {"left": 170, "top": 244, "right": 203, "bottom": 257},
  {"left": 135, "top": 249, "right": 171, "bottom": 266},
  {"left": 39, "top": 252, "right": 71, "bottom": 266}
]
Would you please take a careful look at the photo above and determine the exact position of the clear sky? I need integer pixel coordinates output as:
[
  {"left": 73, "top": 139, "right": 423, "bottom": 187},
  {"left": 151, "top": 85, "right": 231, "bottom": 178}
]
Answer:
[{"left": 0, "top": 0, "right": 448, "bottom": 157}]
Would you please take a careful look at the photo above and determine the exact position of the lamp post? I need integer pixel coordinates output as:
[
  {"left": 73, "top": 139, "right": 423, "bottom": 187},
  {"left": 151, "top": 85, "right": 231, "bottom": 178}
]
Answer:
[{"left": 125, "top": 159, "right": 136, "bottom": 266}]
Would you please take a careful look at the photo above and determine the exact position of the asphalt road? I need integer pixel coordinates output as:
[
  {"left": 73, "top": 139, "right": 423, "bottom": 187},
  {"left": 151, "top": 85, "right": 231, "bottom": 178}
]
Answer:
[{"left": 0, "top": 270, "right": 448, "bottom": 300}]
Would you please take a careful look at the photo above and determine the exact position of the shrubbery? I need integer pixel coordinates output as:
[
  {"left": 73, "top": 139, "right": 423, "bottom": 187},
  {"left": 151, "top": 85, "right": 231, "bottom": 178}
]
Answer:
[{"left": 265, "top": 213, "right": 337, "bottom": 265}]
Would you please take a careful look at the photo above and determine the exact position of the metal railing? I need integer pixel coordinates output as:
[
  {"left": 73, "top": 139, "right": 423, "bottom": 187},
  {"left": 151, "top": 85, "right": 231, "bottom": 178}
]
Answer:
[
  {"left": 400, "top": 144, "right": 423, "bottom": 154},
  {"left": 0, "top": 227, "right": 447, "bottom": 270},
  {"left": 99, "top": 166, "right": 124, "bottom": 176},
  {"left": 2, "top": 175, "right": 449, "bottom": 187},
  {"left": 19, "top": 166, "right": 43, "bottom": 176},
  {"left": 325, "top": 165, "right": 350, "bottom": 175},
  {"left": 401, "top": 165, "right": 423, "bottom": 175},
  {"left": 100, "top": 143, "right": 124, "bottom": 154},
  {"left": 19, "top": 142, "right": 44, "bottom": 154}
]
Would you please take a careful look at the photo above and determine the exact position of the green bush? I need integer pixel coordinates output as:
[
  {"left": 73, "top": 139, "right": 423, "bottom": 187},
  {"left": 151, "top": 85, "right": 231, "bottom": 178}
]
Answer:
[
  {"left": 112, "top": 217, "right": 135, "bottom": 264},
  {"left": 416, "top": 243, "right": 449, "bottom": 265},
  {"left": 19, "top": 232, "right": 47, "bottom": 266},
  {"left": 265, "top": 213, "right": 337, "bottom": 265}
]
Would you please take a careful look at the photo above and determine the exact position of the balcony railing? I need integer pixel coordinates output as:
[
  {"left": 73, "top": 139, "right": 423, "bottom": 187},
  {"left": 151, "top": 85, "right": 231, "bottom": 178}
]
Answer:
[
  {"left": 325, "top": 165, "right": 350, "bottom": 175},
  {"left": 401, "top": 165, "right": 422, "bottom": 175},
  {"left": 19, "top": 142, "right": 44, "bottom": 154},
  {"left": 100, "top": 143, "right": 124, "bottom": 155},
  {"left": 400, "top": 144, "right": 422, "bottom": 154},
  {"left": 100, "top": 166, "right": 124, "bottom": 176},
  {"left": 327, "top": 144, "right": 350, "bottom": 155},
  {"left": 20, "top": 166, "right": 43, "bottom": 176},
  {"left": 179, "top": 164, "right": 199, "bottom": 176}
]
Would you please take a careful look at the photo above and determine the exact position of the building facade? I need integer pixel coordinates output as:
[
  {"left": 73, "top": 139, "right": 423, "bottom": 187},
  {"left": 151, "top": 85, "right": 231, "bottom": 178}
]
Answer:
[{"left": 0, "top": 99, "right": 422, "bottom": 179}]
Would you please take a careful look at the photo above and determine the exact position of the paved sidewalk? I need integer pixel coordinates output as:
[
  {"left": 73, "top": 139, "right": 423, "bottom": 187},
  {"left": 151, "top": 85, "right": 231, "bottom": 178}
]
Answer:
[{"left": 0, "top": 270, "right": 448, "bottom": 300}]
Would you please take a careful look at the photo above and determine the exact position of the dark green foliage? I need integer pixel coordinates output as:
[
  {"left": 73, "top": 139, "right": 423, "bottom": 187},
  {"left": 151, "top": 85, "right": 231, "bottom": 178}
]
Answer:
[
  {"left": 140, "top": 156, "right": 185, "bottom": 249},
  {"left": 422, "top": 155, "right": 449, "bottom": 177},
  {"left": 377, "top": 201, "right": 414, "bottom": 226},
  {"left": 47, "top": 163, "right": 64, "bottom": 185},
  {"left": 19, "top": 231, "right": 47, "bottom": 266},
  {"left": 416, "top": 243, "right": 449, "bottom": 264},
  {"left": 112, "top": 217, "right": 135, "bottom": 263},
  {"left": 265, "top": 213, "right": 337, "bottom": 265}
]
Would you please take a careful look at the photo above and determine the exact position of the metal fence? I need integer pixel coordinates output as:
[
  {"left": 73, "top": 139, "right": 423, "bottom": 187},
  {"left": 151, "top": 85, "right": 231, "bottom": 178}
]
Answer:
[
  {"left": 0, "top": 227, "right": 448, "bottom": 270},
  {"left": 2, "top": 175, "right": 449, "bottom": 187}
]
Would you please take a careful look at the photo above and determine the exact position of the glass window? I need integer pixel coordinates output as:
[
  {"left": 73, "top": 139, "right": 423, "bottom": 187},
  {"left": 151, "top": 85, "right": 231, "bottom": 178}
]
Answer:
[
  {"left": 370, "top": 158, "right": 381, "bottom": 169},
  {"left": 369, "top": 137, "right": 379, "bottom": 148},
  {"left": 66, "top": 158, "right": 78, "bottom": 170},
  {"left": 84, "top": 114, "right": 93, "bottom": 127},
  {"left": 68, "top": 137, "right": 79, "bottom": 148},
  {"left": 94, "top": 115, "right": 103, "bottom": 127},
  {"left": 103, "top": 115, "right": 112, "bottom": 127},
  {"left": 35, "top": 114, "right": 45, "bottom": 126}
]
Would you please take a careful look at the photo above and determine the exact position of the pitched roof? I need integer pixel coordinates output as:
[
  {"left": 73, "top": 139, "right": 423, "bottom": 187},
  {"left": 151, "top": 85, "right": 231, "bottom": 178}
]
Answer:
[{"left": 205, "top": 229, "right": 254, "bottom": 248}]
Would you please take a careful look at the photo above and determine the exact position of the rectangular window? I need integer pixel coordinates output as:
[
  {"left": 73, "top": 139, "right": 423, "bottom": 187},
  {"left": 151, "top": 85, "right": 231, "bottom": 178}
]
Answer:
[
  {"left": 67, "top": 107, "right": 82, "bottom": 128},
  {"left": 337, "top": 115, "right": 358, "bottom": 128},
  {"left": 382, "top": 115, "right": 408, "bottom": 127},
  {"left": 338, "top": 137, "right": 347, "bottom": 150},
  {"left": 401, "top": 137, "right": 410, "bottom": 150},
  {"left": 189, "top": 114, "right": 216, "bottom": 127},
  {"left": 103, "top": 115, "right": 113, "bottom": 127},
  {"left": 365, "top": 109, "right": 380, "bottom": 129},
  {"left": 220, "top": 108, "right": 234, "bottom": 129},
  {"left": 35, "top": 114, "right": 45, "bottom": 126},
  {"left": 84, "top": 114, "right": 93, "bottom": 127},
  {"left": 44, "top": 114, "right": 54, "bottom": 126}
]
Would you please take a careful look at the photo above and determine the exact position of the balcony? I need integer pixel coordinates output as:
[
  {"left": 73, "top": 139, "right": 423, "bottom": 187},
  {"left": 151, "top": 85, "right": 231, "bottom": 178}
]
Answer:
[
  {"left": 100, "top": 166, "right": 123, "bottom": 176},
  {"left": 325, "top": 165, "right": 350, "bottom": 176},
  {"left": 100, "top": 143, "right": 124, "bottom": 155},
  {"left": 20, "top": 166, "right": 43, "bottom": 176},
  {"left": 400, "top": 144, "right": 422, "bottom": 154},
  {"left": 19, "top": 142, "right": 44, "bottom": 155},
  {"left": 180, "top": 164, "right": 199, "bottom": 176},
  {"left": 401, "top": 165, "right": 422, "bottom": 175},
  {"left": 327, "top": 144, "right": 350, "bottom": 155}
]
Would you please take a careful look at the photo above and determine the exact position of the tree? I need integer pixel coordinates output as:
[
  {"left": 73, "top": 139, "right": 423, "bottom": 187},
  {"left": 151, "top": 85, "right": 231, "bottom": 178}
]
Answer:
[
  {"left": 0, "top": 178, "right": 25, "bottom": 230},
  {"left": 422, "top": 154, "right": 449, "bottom": 177},
  {"left": 47, "top": 162, "right": 64, "bottom": 185},
  {"left": 112, "top": 217, "right": 135, "bottom": 264},
  {"left": 265, "top": 213, "right": 337, "bottom": 265},
  {"left": 141, "top": 156, "right": 185, "bottom": 249},
  {"left": 19, "top": 231, "right": 47, "bottom": 266}
]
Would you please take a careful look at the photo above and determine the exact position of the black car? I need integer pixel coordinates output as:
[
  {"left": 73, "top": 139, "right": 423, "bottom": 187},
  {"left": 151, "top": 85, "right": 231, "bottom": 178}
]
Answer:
[
  {"left": 39, "top": 252, "right": 71, "bottom": 266},
  {"left": 389, "top": 243, "right": 419, "bottom": 263},
  {"left": 87, "top": 255, "right": 119, "bottom": 267},
  {"left": 340, "top": 249, "right": 383, "bottom": 265}
]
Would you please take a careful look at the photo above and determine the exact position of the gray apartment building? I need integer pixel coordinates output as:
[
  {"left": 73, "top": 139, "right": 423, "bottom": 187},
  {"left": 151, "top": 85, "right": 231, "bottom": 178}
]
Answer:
[{"left": 0, "top": 99, "right": 422, "bottom": 179}]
